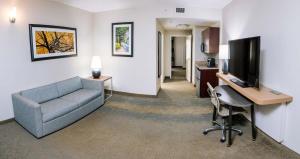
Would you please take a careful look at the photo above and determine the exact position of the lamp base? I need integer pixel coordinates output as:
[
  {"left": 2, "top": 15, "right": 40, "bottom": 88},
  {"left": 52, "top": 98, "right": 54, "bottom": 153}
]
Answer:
[
  {"left": 92, "top": 70, "right": 101, "bottom": 78},
  {"left": 222, "top": 60, "right": 229, "bottom": 74}
]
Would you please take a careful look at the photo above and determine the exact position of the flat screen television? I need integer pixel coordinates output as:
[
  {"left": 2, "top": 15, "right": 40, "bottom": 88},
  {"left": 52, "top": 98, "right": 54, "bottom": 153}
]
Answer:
[{"left": 228, "top": 36, "right": 260, "bottom": 88}]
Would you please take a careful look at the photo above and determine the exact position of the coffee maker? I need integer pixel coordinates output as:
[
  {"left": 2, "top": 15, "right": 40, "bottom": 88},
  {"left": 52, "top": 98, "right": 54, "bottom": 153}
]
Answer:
[{"left": 207, "top": 58, "right": 216, "bottom": 67}]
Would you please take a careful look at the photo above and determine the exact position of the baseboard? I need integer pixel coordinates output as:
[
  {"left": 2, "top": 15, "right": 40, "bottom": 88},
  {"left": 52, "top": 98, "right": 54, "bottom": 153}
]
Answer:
[
  {"left": 0, "top": 118, "right": 14, "bottom": 125},
  {"left": 172, "top": 66, "right": 186, "bottom": 69},
  {"left": 112, "top": 90, "right": 157, "bottom": 98},
  {"left": 165, "top": 76, "right": 171, "bottom": 79}
]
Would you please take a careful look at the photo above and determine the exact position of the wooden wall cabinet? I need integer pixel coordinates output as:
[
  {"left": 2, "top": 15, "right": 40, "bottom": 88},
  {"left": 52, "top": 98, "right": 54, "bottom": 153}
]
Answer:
[{"left": 201, "top": 27, "right": 220, "bottom": 54}]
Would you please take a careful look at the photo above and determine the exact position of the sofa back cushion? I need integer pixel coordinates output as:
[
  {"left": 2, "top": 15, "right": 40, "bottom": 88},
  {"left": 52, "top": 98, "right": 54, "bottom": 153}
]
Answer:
[
  {"left": 56, "top": 77, "right": 82, "bottom": 96},
  {"left": 21, "top": 83, "right": 59, "bottom": 104}
]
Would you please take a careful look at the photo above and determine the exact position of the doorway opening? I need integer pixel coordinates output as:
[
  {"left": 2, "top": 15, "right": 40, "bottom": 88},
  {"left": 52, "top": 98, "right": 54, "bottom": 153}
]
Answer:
[
  {"left": 156, "top": 18, "right": 220, "bottom": 94},
  {"left": 171, "top": 36, "right": 192, "bottom": 82}
]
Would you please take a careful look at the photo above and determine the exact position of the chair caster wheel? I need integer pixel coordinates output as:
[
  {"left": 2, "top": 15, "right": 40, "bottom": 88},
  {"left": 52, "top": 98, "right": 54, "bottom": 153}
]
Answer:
[
  {"left": 238, "top": 132, "right": 243, "bottom": 136},
  {"left": 203, "top": 131, "right": 208, "bottom": 135},
  {"left": 220, "top": 138, "right": 226, "bottom": 143}
]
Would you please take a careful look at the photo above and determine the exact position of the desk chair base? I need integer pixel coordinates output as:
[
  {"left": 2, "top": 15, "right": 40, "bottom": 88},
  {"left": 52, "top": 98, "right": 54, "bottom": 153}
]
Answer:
[{"left": 203, "top": 120, "right": 243, "bottom": 143}]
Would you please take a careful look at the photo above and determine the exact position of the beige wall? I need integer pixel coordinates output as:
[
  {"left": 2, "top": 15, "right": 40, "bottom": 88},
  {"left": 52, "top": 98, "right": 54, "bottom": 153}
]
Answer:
[{"left": 0, "top": 0, "right": 94, "bottom": 121}]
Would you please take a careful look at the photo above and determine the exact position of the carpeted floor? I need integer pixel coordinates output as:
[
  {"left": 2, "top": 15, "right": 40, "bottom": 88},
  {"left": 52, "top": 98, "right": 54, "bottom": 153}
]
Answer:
[{"left": 0, "top": 68, "right": 299, "bottom": 159}]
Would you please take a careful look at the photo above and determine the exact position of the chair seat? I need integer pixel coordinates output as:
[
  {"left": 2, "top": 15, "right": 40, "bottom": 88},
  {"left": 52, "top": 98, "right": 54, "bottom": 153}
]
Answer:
[
  {"left": 41, "top": 99, "right": 79, "bottom": 122},
  {"left": 60, "top": 89, "right": 101, "bottom": 106},
  {"left": 217, "top": 105, "right": 246, "bottom": 117}
]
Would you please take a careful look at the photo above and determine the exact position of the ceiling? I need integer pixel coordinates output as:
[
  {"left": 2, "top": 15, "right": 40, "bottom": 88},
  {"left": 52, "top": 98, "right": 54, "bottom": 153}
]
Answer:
[
  {"left": 51, "top": 0, "right": 232, "bottom": 12},
  {"left": 158, "top": 18, "right": 219, "bottom": 31}
]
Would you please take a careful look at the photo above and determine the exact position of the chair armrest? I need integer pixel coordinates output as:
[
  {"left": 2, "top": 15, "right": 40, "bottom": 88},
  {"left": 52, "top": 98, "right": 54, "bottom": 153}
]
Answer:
[
  {"left": 81, "top": 78, "right": 104, "bottom": 91},
  {"left": 12, "top": 93, "right": 43, "bottom": 138}
]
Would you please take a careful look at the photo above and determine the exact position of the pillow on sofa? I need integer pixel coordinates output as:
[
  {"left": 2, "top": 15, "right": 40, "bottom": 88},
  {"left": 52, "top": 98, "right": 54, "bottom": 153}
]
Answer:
[
  {"left": 21, "top": 83, "right": 59, "bottom": 104},
  {"left": 56, "top": 77, "right": 82, "bottom": 96}
]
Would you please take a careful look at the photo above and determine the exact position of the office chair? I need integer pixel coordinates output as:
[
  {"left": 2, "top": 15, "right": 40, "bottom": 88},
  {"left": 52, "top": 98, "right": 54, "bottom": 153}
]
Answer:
[{"left": 203, "top": 82, "right": 245, "bottom": 142}]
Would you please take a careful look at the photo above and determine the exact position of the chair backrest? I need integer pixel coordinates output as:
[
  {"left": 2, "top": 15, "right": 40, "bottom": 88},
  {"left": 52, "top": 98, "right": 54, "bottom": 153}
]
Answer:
[{"left": 207, "top": 82, "right": 221, "bottom": 113}]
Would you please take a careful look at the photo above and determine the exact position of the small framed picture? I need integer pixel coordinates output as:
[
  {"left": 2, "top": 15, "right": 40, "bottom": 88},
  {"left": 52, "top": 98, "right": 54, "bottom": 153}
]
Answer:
[
  {"left": 112, "top": 22, "right": 134, "bottom": 57},
  {"left": 29, "top": 24, "right": 77, "bottom": 61}
]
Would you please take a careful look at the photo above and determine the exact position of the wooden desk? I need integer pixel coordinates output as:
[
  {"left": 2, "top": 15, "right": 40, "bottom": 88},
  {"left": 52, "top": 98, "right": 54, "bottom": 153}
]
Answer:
[{"left": 217, "top": 73, "right": 293, "bottom": 105}]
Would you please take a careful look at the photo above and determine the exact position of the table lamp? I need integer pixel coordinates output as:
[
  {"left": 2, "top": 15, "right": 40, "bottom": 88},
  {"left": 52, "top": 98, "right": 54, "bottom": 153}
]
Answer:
[
  {"left": 219, "top": 45, "right": 229, "bottom": 74},
  {"left": 90, "top": 56, "right": 102, "bottom": 78}
]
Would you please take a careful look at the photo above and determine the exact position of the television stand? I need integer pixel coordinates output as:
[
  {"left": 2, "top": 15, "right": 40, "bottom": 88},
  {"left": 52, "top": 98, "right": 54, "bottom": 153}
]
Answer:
[{"left": 230, "top": 78, "right": 248, "bottom": 88}]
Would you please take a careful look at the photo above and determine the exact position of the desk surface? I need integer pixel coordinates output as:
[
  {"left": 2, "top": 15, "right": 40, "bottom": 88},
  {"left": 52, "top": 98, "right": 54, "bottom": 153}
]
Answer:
[
  {"left": 215, "top": 85, "right": 252, "bottom": 107},
  {"left": 217, "top": 73, "right": 293, "bottom": 105}
]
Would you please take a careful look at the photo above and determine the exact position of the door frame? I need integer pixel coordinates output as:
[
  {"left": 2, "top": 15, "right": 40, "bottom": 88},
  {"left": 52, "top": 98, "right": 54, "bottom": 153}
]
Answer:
[{"left": 169, "top": 34, "right": 193, "bottom": 82}]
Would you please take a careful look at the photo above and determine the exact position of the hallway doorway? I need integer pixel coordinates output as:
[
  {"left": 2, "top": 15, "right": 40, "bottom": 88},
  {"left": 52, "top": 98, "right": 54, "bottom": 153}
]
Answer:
[{"left": 170, "top": 35, "right": 192, "bottom": 83}]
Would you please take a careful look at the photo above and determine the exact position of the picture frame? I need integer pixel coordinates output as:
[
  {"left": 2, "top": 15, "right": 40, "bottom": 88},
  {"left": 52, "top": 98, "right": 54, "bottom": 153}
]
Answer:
[
  {"left": 112, "top": 22, "right": 134, "bottom": 57},
  {"left": 29, "top": 24, "right": 78, "bottom": 61}
]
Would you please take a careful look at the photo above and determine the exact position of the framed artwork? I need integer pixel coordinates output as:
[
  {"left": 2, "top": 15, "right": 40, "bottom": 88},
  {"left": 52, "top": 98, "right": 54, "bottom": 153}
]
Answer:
[
  {"left": 29, "top": 24, "right": 77, "bottom": 61},
  {"left": 112, "top": 22, "right": 134, "bottom": 57}
]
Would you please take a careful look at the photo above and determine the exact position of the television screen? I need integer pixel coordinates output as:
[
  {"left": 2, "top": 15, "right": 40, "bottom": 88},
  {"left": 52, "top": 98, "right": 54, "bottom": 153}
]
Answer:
[{"left": 228, "top": 37, "right": 260, "bottom": 88}]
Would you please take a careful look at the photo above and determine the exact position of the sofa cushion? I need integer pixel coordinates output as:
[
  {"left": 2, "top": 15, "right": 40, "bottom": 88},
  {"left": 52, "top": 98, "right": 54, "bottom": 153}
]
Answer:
[
  {"left": 41, "top": 98, "right": 79, "bottom": 122},
  {"left": 60, "top": 89, "right": 101, "bottom": 106},
  {"left": 56, "top": 77, "right": 82, "bottom": 96},
  {"left": 21, "top": 83, "right": 59, "bottom": 104}
]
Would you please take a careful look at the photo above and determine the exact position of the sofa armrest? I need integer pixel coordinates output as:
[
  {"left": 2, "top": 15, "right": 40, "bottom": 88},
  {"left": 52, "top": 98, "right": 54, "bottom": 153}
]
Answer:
[
  {"left": 12, "top": 93, "right": 43, "bottom": 138},
  {"left": 81, "top": 78, "right": 104, "bottom": 92}
]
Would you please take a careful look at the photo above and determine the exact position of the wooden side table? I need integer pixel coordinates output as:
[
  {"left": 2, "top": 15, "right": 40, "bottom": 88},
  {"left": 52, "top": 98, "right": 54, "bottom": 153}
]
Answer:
[{"left": 88, "top": 76, "right": 113, "bottom": 101}]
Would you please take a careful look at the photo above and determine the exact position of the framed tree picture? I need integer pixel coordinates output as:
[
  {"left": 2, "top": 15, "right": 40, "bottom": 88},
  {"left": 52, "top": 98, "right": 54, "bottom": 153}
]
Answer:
[
  {"left": 112, "top": 22, "right": 134, "bottom": 57},
  {"left": 29, "top": 24, "right": 77, "bottom": 61}
]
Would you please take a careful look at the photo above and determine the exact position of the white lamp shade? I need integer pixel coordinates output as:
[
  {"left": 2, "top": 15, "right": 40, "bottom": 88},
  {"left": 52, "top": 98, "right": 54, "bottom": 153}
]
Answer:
[
  {"left": 90, "top": 56, "right": 102, "bottom": 70},
  {"left": 219, "top": 45, "right": 229, "bottom": 59}
]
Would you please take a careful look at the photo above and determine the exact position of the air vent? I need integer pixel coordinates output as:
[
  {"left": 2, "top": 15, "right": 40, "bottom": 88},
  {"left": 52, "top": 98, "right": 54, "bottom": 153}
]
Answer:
[{"left": 176, "top": 8, "right": 185, "bottom": 13}]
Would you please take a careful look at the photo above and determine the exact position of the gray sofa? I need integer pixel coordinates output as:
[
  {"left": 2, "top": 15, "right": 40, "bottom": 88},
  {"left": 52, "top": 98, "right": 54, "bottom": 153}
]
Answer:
[{"left": 12, "top": 77, "right": 104, "bottom": 138}]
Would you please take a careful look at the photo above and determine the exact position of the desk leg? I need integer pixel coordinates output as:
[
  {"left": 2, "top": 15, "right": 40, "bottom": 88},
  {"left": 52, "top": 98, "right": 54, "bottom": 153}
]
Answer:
[
  {"left": 227, "top": 105, "right": 232, "bottom": 147},
  {"left": 212, "top": 107, "right": 217, "bottom": 125},
  {"left": 251, "top": 105, "right": 257, "bottom": 141}
]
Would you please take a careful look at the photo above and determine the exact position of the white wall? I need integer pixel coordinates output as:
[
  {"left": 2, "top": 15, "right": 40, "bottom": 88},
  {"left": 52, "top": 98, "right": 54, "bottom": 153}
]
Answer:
[
  {"left": 0, "top": 0, "right": 93, "bottom": 121},
  {"left": 93, "top": 7, "right": 221, "bottom": 95},
  {"left": 192, "top": 27, "right": 204, "bottom": 84},
  {"left": 94, "top": 8, "right": 157, "bottom": 95},
  {"left": 223, "top": 0, "right": 300, "bottom": 154},
  {"left": 193, "top": 27, "right": 206, "bottom": 61},
  {"left": 174, "top": 37, "right": 186, "bottom": 67}
]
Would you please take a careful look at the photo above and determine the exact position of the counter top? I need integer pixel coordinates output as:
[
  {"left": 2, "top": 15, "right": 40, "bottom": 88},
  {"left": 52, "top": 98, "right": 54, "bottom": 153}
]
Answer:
[
  {"left": 217, "top": 73, "right": 293, "bottom": 105},
  {"left": 195, "top": 61, "right": 219, "bottom": 70}
]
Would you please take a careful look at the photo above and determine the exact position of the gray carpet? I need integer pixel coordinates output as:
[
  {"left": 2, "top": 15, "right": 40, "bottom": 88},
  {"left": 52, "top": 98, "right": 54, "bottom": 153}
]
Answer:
[{"left": 0, "top": 69, "right": 299, "bottom": 159}]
